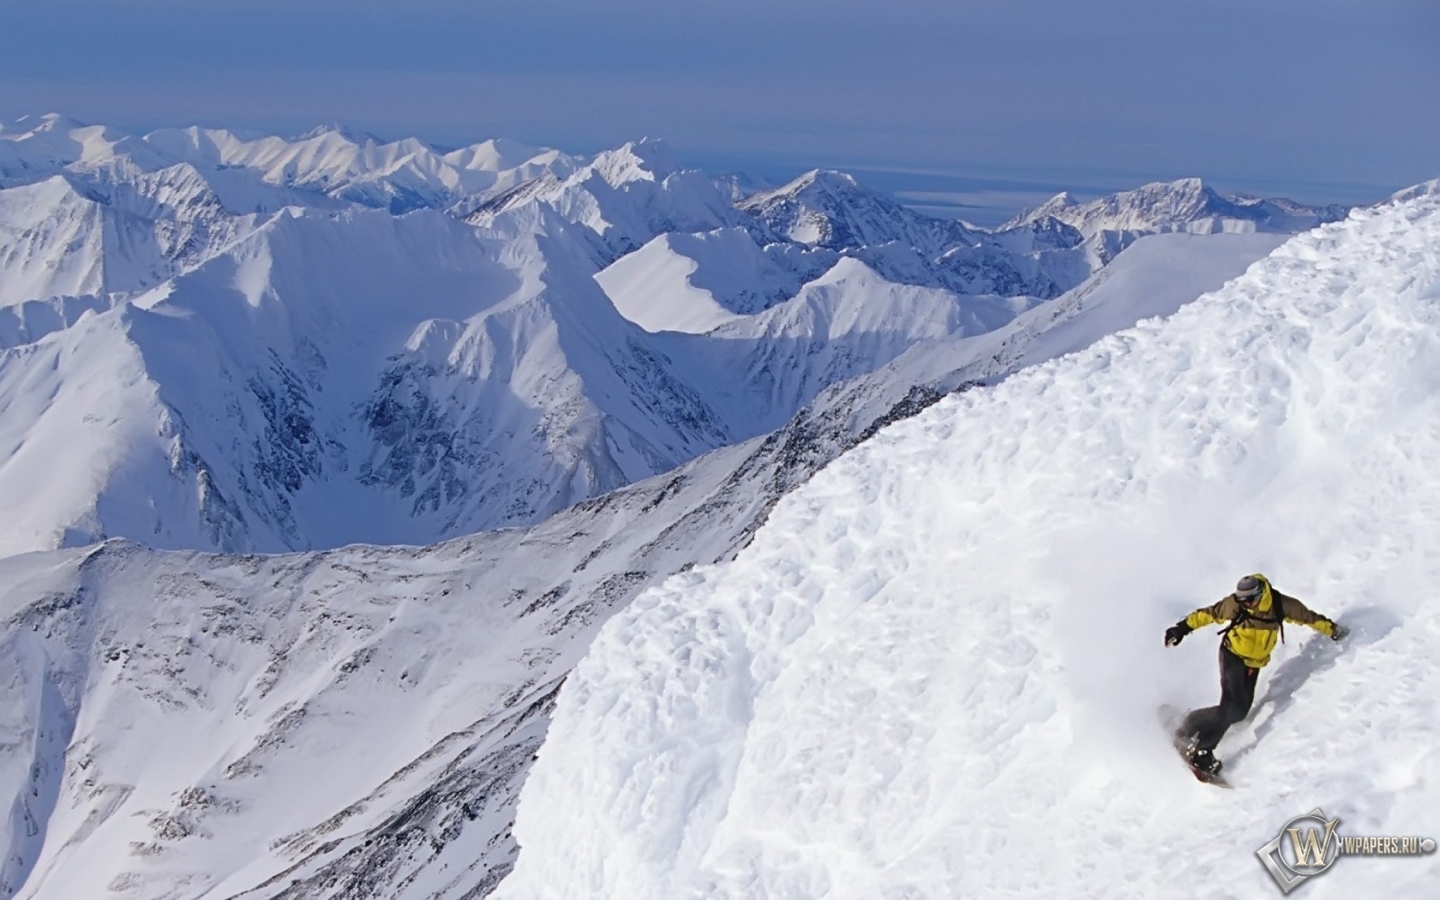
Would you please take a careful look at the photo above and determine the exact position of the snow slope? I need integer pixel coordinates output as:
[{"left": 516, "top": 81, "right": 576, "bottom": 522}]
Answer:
[
  {"left": 953, "top": 230, "right": 1293, "bottom": 378},
  {"left": 594, "top": 228, "right": 833, "bottom": 334},
  {"left": 496, "top": 197, "right": 1440, "bottom": 899},
  {"left": 667, "top": 258, "right": 1033, "bottom": 436}
]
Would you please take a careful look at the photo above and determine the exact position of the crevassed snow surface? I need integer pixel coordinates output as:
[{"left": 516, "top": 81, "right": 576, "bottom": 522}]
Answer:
[{"left": 496, "top": 197, "right": 1440, "bottom": 899}]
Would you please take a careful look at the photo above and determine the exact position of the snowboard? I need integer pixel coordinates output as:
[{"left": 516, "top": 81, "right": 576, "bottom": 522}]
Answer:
[{"left": 1159, "top": 704, "right": 1232, "bottom": 788}]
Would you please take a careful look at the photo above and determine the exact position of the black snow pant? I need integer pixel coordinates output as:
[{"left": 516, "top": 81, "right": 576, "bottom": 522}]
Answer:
[{"left": 1179, "top": 643, "right": 1260, "bottom": 754}]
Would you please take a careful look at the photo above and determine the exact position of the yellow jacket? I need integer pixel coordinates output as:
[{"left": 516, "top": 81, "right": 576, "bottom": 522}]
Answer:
[{"left": 1184, "top": 574, "right": 1337, "bottom": 668}]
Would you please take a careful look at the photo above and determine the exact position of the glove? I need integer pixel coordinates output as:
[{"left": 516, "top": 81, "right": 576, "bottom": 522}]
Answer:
[
  {"left": 1165, "top": 621, "right": 1192, "bottom": 647},
  {"left": 1330, "top": 621, "right": 1349, "bottom": 642}
]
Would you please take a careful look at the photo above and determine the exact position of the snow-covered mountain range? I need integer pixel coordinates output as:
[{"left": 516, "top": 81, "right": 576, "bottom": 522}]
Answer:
[
  {"left": 0, "top": 115, "right": 1344, "bottom": 559},
  {"left": 0, "top": 211, "right": 1303, "bottom": 900},
  {"left": 1004, "top": 176, "right": 1349, "bottom": 265},
  {"left": 6, "top": 112, "right": 1424, "bottom": 900}
]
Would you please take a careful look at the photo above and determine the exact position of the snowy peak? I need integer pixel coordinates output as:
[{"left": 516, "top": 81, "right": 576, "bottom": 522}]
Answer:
[
  {"left": 0, "top": 155, "right": 279, "bottom": 308},
  {"left": 735, "top": 169, "right": 1090, "bottom": 299},
  {"left": 0, "top": 114, "right": 165, "bottom": 177},
  {"left": 1389, "top": 178, "right": 1440, "bottom": 203},
  {"left": 589, "top": 138, "right": 684, "bottom": 187},
  {"left": 0, "top": 173, "right": 190, "bottom": 305},
  {"left": 291, "top": 122, "right": 387, "bottom": 145},
  {"left": 469, "top": 139, "right": 746, "bottom": 260},
  {"left": 772, "top": 168, "right": 864, "bottom": 197},
  {"left": 739, "top": 168, "right": 978, "bottom": 254},
  {"left": 0, "top": 116, "right": 579, "bottom": 216},
  {"left": 1007, "top": 177, "right": 1349, "bottom": 237},
  {"left": 443, "top": 137, "right": 554, "bottom": 173}
]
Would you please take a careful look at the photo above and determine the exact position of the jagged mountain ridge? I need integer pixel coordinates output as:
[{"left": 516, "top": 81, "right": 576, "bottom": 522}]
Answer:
[
  {"left": 740, "top": 169, "right": 982, "bottom": 255},
  {"left": 0, "top": 203, "right": 751, "bottom": 554},
  {"left": 465, "top": 139, "right": 762, "bottom": 264},
  {"left": 735, "top": 168, "right": 1086, "bottom": 299},
  {"left": 0, "top": 113, "right": 576, "bottom": 216},
  {"left": 0, "top": 171, "right": 271, "bottom": 306},
  {"left": 1007, "top": 176, "right": 1350, "bottom": 235},
  {"left": 0, "top": 198, "right": 1005, "bottom": 556},
  {"left": 1005, "top": 177, "right": 1350, "bottom": 265},
  {"left": 0, "top": 115, "right": 1348, "bottom": 558}
]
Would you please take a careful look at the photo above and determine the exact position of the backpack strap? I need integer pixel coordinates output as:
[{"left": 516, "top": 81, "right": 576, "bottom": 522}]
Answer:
[
  {"left": 1218, "top": 602, "right": 1249, "bottom": 639},
  {"left": 1218, "top": 595, "right": 1286, "bottom": 643}
]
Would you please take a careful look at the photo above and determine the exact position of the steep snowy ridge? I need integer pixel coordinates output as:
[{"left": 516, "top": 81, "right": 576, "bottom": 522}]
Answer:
[
  {"left": 958, "top": 231, "right": 1294, "bottom": 377},
  {"left": 0, "top": 301, "right": 178, "bottom": 557},
  {"left": 353, "top": 217, "right": 737, "bottom": 536},
  {"left": 668, "top": 258, "right": 1030, "bottom": 436},
  {"left": 1391, "top": 178, "right": 1440, "bottom": 203},
  {"left": 496, "top": 196, "right": 1440, "bottom": 899},
  {"left": 0, "top": 176, "right": 175, "bottom": 305},
  {"left": 1, "top": 208, "right": 498, "bottom": 553}
]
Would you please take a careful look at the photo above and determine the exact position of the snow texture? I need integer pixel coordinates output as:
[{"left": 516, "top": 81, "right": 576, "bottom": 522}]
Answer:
[{"left": 496, "top": 196, "right": 1440, "bottom": 899}]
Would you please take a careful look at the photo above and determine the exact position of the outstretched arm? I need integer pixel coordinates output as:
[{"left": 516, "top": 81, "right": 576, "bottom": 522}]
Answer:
[
  {"left": 1277, "top": 592, "right": 1348, "bottom": 641},
  {"left": 1165, "top": 597, "right": 1234, "bottom": 646}
]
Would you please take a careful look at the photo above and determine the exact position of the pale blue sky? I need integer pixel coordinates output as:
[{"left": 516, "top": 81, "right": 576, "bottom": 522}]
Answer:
[{"left": 4, "top": 0, "right": 1436, "bottom": 221}]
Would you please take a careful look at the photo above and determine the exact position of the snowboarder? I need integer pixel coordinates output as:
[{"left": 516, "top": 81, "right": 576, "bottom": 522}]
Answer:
[{"left": 1163, "top": 573, "right": 1347, "bottom": 777}]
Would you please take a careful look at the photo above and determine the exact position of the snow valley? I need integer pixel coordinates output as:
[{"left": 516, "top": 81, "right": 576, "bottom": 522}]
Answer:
[{"left": 3, "top": 114, "right": 1432, "bottom": 900}]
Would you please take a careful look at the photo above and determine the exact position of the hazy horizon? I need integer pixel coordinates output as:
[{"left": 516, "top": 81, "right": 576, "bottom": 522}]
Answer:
[{"left": 4, "top": 0, "right": 1435, "bottom": 224}]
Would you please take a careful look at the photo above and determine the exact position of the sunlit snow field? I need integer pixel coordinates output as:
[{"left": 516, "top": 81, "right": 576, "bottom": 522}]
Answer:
[{"left": 497, "top": 197, "right": 1440, "bottom": 898}]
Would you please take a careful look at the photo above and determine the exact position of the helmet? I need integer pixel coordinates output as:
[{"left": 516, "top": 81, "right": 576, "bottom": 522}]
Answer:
[{"left": 1235, "top": 575, "right": 1263, "bottom": 604}]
